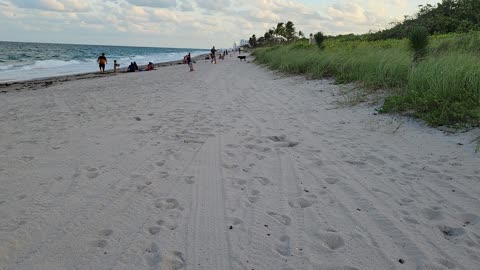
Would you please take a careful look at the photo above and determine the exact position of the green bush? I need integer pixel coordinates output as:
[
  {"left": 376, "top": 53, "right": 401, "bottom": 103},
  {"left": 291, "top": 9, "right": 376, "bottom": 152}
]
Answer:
[{"left": 314, "top": 32, "right": 325, "bottom": 50}]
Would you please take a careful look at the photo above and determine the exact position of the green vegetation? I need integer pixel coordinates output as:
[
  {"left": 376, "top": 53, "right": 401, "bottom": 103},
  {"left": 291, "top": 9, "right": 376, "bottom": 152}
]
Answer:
[
  {"left": 253, "top": 32, "right": 480, "bottom": 127},
  {"left": 248, "top": 0, "right": 480, "bottom": 128},
  {"left": 313, "top": 32, "right": 325, "bottom": 50},
  {"left": 407, "top": 27, "right": 430, "bottom": 63},
  {"left": 368, "top": 0, "right": 480, "bottom": 40}
]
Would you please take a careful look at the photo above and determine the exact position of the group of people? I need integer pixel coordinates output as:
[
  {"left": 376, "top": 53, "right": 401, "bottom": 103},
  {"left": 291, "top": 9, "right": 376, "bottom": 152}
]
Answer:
[
  {"left": 127, "top": 61, "right": 154, "bottom": 72},
  {"left": 98, "top": 48, "right": 233, "bottom": 73},
  {"left": 127, "top": 62, "right": 139, "bottom": 72},
  {"left": 97, "top": 53, "right": 157, "bottom": 73}
]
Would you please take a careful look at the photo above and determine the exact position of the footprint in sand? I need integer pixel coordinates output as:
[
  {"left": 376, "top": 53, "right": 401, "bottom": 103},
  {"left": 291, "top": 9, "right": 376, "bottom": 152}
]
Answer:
[
  {"left": 155, "top": 161, "right": 165, "bottom": 167},
  {"left": 267, "top": 212, "right": 292, "bottom": 226},
  {"left": 85, "top": 167, "right": 99, "bottom": 179},
  {"left": 457, "top": 213, "right": 480, "bottom": 226},
  {"left": 288, "top": 197, "right": 313, "bottom": 209},
  {"left": 254, "top": 176, "right": 270, "bottom": 186},
  {"left": 276, "top": 235, "right": 291, "bottom": 256},
  {"left": 163, "top": 251, "right": 185, "bottom": 269},
  {"left": 247, "top": 189, "right": 261, "bottom": 204},
  {"left": 439, "top": 225, "right": 466, "bottom": 239},
  {"left": 232, "top": 217, "right": 244, "bottom": 226},
  {"left": 155, "top": 219, "right": 178, "bottom": 231},
  {"left": 325, "top": 177, "right": 339, "bottom": 185},
  {"left": 267, "top": 135, "right": 287, "bottom": 142},
  {"left": 98, "top": 229, "right": 113, "bottom": 237},
  {"left": 144, "top": 242, "right": 161, "bottom": 268},
  {"left": 183, "top": 176, "right": 195, "bottom": 184},
  {"left": 155, "top": 198, "right": 180, "bottom": 210},
  {"left": 91, "top": 239, "right": 108, "bottom": 248},
  {"left": 148, "top": 226, "right": 161, "bottom": 235},
  {"left": 421, "top": 208, "right": 444, "bottom": 221},
  {"left": 233, "top": 178, "right": 247, "bottom": 186},
  {"left": 318, "top": 232, "right": 345, "bottom": 250},
  {"left": 399, "top": 198, "right": 415, "bottom": 205},
  {"left": 437, "top": 258, "right": 456, "bottom": 269},
  {"left": 404, "top": 216, "right": 420, "bottom": 224}
]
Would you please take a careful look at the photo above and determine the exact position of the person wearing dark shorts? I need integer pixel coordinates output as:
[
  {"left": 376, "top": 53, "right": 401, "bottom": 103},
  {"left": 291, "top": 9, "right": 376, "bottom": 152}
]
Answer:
[{"left": 97, "top": 53, "right": 107, "bottom": 73}]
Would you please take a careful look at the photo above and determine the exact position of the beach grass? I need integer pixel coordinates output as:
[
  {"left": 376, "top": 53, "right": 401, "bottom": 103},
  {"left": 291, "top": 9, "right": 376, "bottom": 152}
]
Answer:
[{"left": 253, "top": 32, "right": 480, "bottom": 127}]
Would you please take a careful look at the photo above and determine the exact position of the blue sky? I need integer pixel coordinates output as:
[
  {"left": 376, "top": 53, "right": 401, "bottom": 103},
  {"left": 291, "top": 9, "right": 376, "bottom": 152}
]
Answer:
[{"left": 0, "top": 0, "right": 441, "bottom": 48}]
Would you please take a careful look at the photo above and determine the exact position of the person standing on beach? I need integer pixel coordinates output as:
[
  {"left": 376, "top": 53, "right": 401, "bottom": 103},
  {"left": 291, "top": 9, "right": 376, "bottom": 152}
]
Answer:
[
  {"left": 97, "top": 53, "right": 107, "bottom": 73},
  {"left": 187, "top": 53, "right": 194, "bottom": 71},
  {"left": 210, "top": 46, "right": 217, "bottom": 64}
]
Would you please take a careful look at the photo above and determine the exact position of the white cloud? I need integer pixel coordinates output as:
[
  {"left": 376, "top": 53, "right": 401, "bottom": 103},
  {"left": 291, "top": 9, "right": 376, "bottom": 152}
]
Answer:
[
  {"left": 196, "top": 0, "right": 231, "bottom": 11},
  {"left": 179, "top": 0, "right": 194, "bottom": 11},
  {"left": 126, "top": 0, "right": 177, "bottom": 8},
  {"left": 8, "top": 0, "right": 91, "bottom": 12}
]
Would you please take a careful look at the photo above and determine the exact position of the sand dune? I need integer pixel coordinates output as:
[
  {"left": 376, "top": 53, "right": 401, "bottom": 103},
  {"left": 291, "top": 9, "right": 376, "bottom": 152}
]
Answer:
[{"left": 0, "top": 55, "right": 479, "bottom": 270}]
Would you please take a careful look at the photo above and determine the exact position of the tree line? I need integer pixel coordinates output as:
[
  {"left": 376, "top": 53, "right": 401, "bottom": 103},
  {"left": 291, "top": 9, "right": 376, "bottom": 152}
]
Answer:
[
  {"left": 247, "top": 0, "right": 480, "bottom": 47},
  {"left": 368, "top": 0, "right": 480, "bottom": 40},
  {"left": 248, "top": 21, "right": 306, "bottom": 47}
]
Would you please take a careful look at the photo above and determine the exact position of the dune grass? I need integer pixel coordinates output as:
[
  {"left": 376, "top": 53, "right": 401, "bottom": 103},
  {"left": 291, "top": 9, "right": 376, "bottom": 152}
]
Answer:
[{"left": 253, "top": 32, "right": 480, "bottom": 127}]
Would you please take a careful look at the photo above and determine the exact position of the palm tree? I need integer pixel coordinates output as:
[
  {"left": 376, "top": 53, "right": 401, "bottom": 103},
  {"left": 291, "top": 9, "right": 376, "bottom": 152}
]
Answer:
[
  {"left": 298, "top": 31, "right": 305, "bottom": 38},
  {"left": 408, "top": 26, "right": 430, "bottom": 63},
  {"left": 274, "top": 22, "right": 286, "bottom": 37},
  {"left": 285, "top": 21, "right": 296, "bottom": 40}
]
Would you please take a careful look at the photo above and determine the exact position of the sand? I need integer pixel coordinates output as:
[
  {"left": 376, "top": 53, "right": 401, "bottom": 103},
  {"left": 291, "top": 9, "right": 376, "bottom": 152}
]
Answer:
[{"left": 0, "top": 54, "right": 479, "bottom": 270}]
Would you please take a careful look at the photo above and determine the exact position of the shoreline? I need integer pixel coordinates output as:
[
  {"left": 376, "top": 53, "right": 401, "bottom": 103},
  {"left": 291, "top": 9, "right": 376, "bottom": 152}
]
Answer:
[{"left": 0, "top": 53, "right": 209, "bottom": 93}]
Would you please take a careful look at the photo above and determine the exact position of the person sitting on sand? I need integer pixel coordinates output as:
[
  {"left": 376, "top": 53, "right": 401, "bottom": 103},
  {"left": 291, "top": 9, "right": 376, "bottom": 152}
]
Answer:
[
  {"left": 145, "top": 62, "right": 154, "bottom": 71},
  {"left": 127, "top": 62, "right": 135, "bottom": 72},
  {"left": 133, "top": 62, "right": 139, "bottom": 72},
  {"left": 97, "top": 53, "right": 107, "bottom": 73}
]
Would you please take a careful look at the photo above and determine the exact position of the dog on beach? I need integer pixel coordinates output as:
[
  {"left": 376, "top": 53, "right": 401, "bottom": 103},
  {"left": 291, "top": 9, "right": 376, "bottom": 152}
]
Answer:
[{"left": 238, "top": 56, "right": 247, "bottom": 61}]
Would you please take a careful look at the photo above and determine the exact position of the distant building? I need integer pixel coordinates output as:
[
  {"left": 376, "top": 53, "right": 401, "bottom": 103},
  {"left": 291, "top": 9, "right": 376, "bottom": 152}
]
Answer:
[{"left": 240, "top": 39, "right": 249, "bottom": 46}]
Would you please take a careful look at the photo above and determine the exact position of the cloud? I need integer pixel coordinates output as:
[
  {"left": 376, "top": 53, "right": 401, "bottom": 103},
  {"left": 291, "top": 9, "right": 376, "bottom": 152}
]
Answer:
[
  {"left": 8, "top": 0, "right": 91, "bottom": 12},
  {"left": 126, "top": 0, "right": 177, "bottom": 8},
  {"left": 179, "top": 0, "right": 194, "bottom": 11},
  {"left": 196, "top": 0, "right": 231, "bottom": 11}
]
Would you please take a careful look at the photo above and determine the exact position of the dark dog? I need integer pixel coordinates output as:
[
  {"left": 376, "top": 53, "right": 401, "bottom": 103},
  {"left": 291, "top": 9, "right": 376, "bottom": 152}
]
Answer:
[{"left": 238, "top": 55, "right": 247, "bottom": 61}]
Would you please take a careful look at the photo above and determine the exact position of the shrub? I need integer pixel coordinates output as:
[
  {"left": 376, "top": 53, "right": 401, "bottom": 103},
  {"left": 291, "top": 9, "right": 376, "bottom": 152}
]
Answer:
[{"left": 314, "top": 32, "right": 325, "bottom": 50}]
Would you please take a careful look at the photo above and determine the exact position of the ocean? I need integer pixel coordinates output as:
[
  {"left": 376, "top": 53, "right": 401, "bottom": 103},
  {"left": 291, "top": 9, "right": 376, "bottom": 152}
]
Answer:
[{"left": 0, "top": 41, "right": 209, "bottom": 82}]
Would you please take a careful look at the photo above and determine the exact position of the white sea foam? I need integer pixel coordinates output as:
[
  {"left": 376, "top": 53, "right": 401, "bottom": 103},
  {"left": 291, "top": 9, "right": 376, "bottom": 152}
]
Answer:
[
  {"left": 20, "top": 60, "right": 82, "bottom": 70},
  {"left": 0, "top": 64, "right": 13, "bottom": 70}
]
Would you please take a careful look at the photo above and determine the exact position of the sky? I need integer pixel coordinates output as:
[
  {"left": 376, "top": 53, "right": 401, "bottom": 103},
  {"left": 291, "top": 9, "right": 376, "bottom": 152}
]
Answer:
[{"left": 0, "top": 0, "right": 441, "bottom": 49}]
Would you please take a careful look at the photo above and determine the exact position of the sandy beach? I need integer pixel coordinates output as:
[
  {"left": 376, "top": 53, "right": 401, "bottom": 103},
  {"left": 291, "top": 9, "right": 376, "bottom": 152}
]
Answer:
[{"left": 1, "top": 55, "right": 479, "bottom": 270}]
